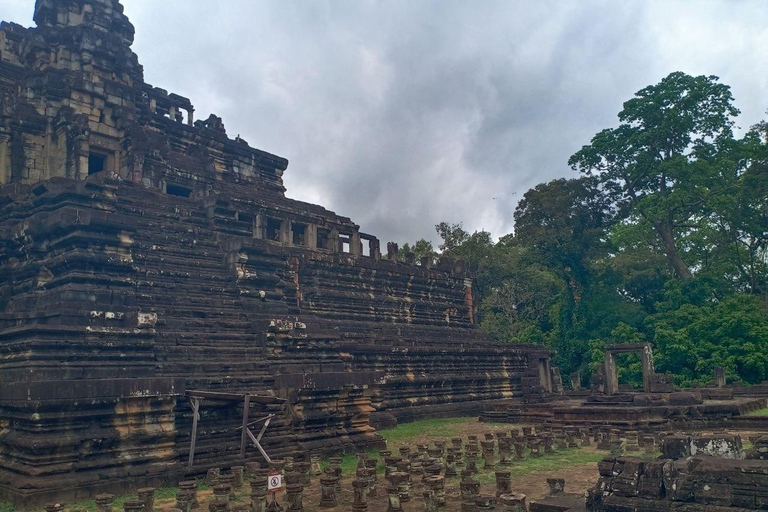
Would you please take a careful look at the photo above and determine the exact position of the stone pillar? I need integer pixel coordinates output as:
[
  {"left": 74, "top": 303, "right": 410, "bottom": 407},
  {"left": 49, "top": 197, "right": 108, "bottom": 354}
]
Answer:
[
  {"left": 137, "top": 488, "right": 155, "bottom": 512},
  {"left": 498, "top": 438, "right": 512, "bottom": 465},
  {"left": 641, "top": 344, "right": 655, "bottom": 393},
  {"left": 547, "top": 478, "right": 565, "bottom": 496},
  {"left": 329, "top": 457, "right": 343, "bottom": 492},
  {"left": 251, "top": 470, "right": 270, "bottom": 512},
  {"left": 178, "top": 481, "right": 199, "bottom": 509},
  {"left": 352, "top": 479, "right": 368, "bottom": 512},
  {"left": 424, "top": 475, "right": 445, "bottom": 507},
  {"left": 495, "top": 471, "right": 512, "bottom": 497},
  {"left": 213, "top": 484, "right": 232, "bottom": 511},
  {"left": 306, "top": 224, "right": 318, "bottom": 249},
  {"left": 319, "top": 474, "right": 339, "bottom": 508},
  {"left": 122, "top": 501, "right": 144, "bottom": 512},
  {"left": 95, "top": 495, "right": 116, "bottom": 512},
  {"left": 481, "top": 440, "right": 496, "bottom": 469},
  {"left": 513, "top": 442, "right": 525, "bottom": 460},
  {"left": 388, "top": 472, "right": 410, "bottom": 504},
  {"left": 498, "top": 493, "right": 528, "bottom": 512},
  {"left": 285, "top": 482, "right": 304, "bottom": 512},
  {"left": 0, "top": 135, "right": 10, "bottom": 185},
  {"left": 387, "top": 242, "right": 399, "bottom": 261},
  {"left": 714, "top": 366, "right": 726, "bottom": 388},
  {"left": 232, "top": 466, "right": 245, "bottom": 488},
  {"left": 424, "top": 491, "right": 438, "bottom": 512},
  {"left": 604, "top": 351, "right": 619, "bottom": 396},
  {"left": 207, "top": 468, "right": 221, "bottom": 486},
  {"left": 310, "top": 453, "right": 322, "bottom": 476},
  {"left": 176, "top": 490, "right": 195, "bottom": 512},
  {"left": 386, "top": 486, "right": 402, "bottom": 512},
  {"left": 350, "top": 231, "right": 362, "bottom": 256},
  {"left": 459, "top": 474, "right": 480, "bottom": 512}
]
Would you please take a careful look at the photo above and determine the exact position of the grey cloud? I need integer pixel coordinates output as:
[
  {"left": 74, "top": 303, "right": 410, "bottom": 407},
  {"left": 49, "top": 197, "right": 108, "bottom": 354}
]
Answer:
[{"left": 4, "top": 0, "right": 766, "bottom": 245}]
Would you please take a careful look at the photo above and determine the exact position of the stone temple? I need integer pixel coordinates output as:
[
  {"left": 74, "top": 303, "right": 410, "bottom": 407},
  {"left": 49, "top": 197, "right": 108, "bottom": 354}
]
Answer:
[{"left": 0, "top": 0, "right": 557, "bottom": 506}]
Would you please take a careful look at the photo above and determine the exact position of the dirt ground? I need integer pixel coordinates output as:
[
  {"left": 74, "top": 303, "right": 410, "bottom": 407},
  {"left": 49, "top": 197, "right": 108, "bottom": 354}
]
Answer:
[{"left": 153, "top": 418, "right": 610, "bottom": 512}]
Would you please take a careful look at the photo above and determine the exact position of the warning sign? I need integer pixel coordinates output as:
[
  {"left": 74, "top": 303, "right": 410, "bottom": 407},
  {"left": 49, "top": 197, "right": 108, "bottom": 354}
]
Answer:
[{"left": 268, "top": 472, "right": 283, "bottom": 492}]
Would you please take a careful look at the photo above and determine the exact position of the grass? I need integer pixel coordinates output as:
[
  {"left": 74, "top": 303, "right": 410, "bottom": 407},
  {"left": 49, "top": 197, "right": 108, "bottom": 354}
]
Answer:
[
  {"left": 474, "top": 448, "right": 605, "bottom": 484},
  {"left": 378, "top": 417, "right": 474, "bottom": 443},
  {"left": 746, "top": 408, "right": 768, "bottom": 417},
  {"left": 0, "top": 502, "right": 17, "bottom": 512}
]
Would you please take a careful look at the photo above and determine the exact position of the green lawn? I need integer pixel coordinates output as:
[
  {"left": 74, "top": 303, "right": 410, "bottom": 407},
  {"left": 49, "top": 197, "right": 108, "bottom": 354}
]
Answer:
[{"left": 746, "top": 408, "right": 768, "bottom": 417}]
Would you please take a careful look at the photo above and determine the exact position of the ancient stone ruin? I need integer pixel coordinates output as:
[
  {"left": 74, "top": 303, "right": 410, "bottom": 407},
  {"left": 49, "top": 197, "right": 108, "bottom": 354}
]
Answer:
[{"left": 0, "top": 0, "right": 557, "bottom": 506}]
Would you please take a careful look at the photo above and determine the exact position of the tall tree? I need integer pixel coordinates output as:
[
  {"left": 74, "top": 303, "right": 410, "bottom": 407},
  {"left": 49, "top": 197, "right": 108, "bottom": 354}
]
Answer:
[{"left": 569, "top": 72, "right": 740, "bottom": 279}]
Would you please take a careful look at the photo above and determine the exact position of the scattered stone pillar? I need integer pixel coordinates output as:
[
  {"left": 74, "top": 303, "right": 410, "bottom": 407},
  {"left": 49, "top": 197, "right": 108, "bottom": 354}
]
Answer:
[
  {"left": 232, "top": 466, "right": 245, "bottom": 488},
  {"left": 609, "top": 439, "right": 625, "bottom": 456},
  {"left": 251, "top": 470, "right": 269, "bottom": 512},
  {"left": 475, "top": 496, "right": 494, "bottom": 512},
  {"left": 176, "top": 490, "right": 195, "bottom": 512},
  {"left": 180, "top": 480, "right": 200, "bottom": 509},
  {"left": 495, "top": 471, "right": 512, "bottom": 497},
  {"left": 95, "top": 494, "right": 116, "bottom": 512},
  {"left": 123, "top": 501, "right": 144, "bottom": 512},
  {"left": 352, "top": 479, "right": 368, "bottom": 512},
  {"left": 498, "top": 493, "right": 528, "bottom": 512},
  {"left": 137, "top": 488, "right": 156, "bottom": 512},
  {"left": 547, "top": 478, "right": 565, "bottom": 496},
  {"left": 286, "top": 482, "right": 304, "bottom": 512},
  {"left": 459, "top": 474, "right": 480, "bottom": 512},
  {"left": 424, "top": 491, "right": 438, "bottom": 512},
  {"left": 207, "top": 468, "right": 221, "bottom": 486},
  {"left": 389, "top": 471, "right": 410, "bottom": 504},
  {"left": 451, "top": 438, "right": 464, "bottom": 463},
  {"left": 319, "top": 473, "right": 339, "bottom": 508},
  {"left": 399, "top": 445, "right": 412, "bottom": 459},
  {"left": 387, "top": 486, "right": 403, "bottom": 512},
  {"left": 541, "top": 435, "right": 555, "bottom": 455},
  {"left": 218, "top": 474, "right": 236, "bottom": 500},
  {"left": 45, "top": 504, "right": 65, "bottom": 512},
  {"left": 295, "top": 462, "right": 311, "bottom": 486},
  {"left": 311, "top": 453, "right": 323, "bottom": 476},
  {"left": 329, "top": 457, "right": 343, "bottom": 493},
  {"left": 424, "top": 475, "right": 446, "bottom": 507},
  {"left": 213, "top": 484, "right": 232, "bottom": 511},
  {"left": 714, "top": 366, "right": 726, "bottom": 388},
  {"left": 625, "top": 431, "right": 640, "bottom": 452},
  {"left": 642, "top": 435, "right": 657, "bottom": 453},
  {"left": 522, "top": 427, "right": 533, "bottom": 438},
  {"left": 498, "top": 438, "right": 512, "bottom": 466},
  {"left": 445, "top": 452, "right": 458, "bottom": 478},
  {"left": 513, "top": 442, "right": 525, "bottom": 460},
  {"left": 529, "top": 440, "right": 542, "bottom": 458},
  {"left": 246, "top": 462, "right": 261, "bottom": 477}
]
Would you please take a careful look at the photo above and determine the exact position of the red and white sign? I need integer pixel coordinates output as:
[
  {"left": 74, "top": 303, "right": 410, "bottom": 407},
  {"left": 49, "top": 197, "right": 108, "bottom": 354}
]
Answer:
[{"left": 268, "top": 472, "right": 283, "bottom": 492}]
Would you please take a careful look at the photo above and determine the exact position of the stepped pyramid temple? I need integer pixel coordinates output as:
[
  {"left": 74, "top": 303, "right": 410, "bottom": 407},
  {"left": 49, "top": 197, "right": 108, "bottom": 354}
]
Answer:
[{"left": 0, "top": 0, "right": 558, "bottom": 506}]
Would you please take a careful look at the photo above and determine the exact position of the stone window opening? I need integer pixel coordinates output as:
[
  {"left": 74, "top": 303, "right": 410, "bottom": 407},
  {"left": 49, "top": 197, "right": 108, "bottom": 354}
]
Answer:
[
  {"left": 292, "top": 223, "right": 307, "bottom": 246},
  {"left": 88, "top": 150, "right": 111, "bottom": 175},
  {"left": 316, "top": 228, "right": 330, "bottom": 250},
  {"left": 238, "top": 212, "right": 254, "bottom": 225},
  {"left": 339, "top": 234, "right": 352, "bottom": 254},
  {"left": 166, "top": 183, "right": 192, "bottom": 198},
  {"left": 266, "top": 218, "right": 282, "bottom": 242},
  {"left": 360, "top": 240, "right": 371, "bottom": 257}
]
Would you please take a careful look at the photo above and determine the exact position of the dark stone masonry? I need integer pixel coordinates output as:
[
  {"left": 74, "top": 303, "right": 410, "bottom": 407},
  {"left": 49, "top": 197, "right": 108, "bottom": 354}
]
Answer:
[{"left": 0, "top": 0, "right": 556, "bottom": 506}]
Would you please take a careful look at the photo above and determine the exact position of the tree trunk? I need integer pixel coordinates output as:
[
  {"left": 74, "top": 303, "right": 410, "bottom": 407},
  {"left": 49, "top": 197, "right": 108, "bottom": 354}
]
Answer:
[{"left": 654, "top": 221, "right": 692, "bottom": 279}]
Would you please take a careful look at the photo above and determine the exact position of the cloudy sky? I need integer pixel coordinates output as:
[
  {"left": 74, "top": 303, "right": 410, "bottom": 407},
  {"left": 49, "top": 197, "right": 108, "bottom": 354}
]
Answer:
[{"left": 4, "top": 1, "right": 767, "bottom": 244}]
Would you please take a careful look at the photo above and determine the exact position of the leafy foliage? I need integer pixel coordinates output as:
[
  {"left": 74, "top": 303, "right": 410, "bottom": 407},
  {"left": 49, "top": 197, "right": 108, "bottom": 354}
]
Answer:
[{"left": 401, "top": 72, "right": 768, "bottom": 386}]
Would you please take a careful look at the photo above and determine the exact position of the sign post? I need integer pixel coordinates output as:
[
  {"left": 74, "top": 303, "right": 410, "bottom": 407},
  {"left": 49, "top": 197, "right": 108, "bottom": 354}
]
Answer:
[{"left": 266, "top": 471, "right": 283, "bottom": 512}]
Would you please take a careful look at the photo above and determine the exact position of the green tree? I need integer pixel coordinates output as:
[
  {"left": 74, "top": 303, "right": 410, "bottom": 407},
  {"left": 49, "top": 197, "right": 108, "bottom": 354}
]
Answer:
[{"left": 569, "top": 72, "right": 740, "bottom": 279}]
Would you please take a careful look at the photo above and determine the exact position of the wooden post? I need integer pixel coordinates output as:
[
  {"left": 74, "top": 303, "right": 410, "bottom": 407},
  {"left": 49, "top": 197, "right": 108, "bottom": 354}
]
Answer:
[
  {"left": 240, "top": 393, "right": 251, "bottom": 458},
  {"left": 188, "top": 397, "right": 201, "bottom": 468}
]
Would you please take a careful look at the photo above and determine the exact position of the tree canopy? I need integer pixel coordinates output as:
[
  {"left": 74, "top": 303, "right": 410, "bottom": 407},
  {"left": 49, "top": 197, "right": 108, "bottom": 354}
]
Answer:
[{"left": 400, "top": 72, "right": 768, "bottom": 387}]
